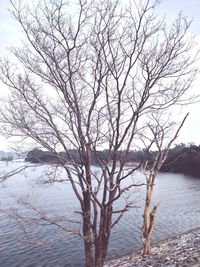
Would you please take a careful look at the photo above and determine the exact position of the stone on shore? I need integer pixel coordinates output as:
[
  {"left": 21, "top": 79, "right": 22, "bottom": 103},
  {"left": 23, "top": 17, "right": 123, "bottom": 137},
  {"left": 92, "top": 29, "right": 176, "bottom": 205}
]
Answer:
[{"left": 104, "top": 228, "right": 200, "bottom": 267}]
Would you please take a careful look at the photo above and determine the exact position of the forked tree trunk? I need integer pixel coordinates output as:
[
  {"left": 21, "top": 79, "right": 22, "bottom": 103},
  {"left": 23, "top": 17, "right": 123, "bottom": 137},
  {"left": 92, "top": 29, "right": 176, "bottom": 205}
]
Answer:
[
  {"left": 142, "top": 234, "right": 151, "bottom": 255},
  {"left": 83, "top": 216, "right": 110, "bottom": 267},
  {"left": 142, "top": 184, "right": 158, "bottom": 256}
]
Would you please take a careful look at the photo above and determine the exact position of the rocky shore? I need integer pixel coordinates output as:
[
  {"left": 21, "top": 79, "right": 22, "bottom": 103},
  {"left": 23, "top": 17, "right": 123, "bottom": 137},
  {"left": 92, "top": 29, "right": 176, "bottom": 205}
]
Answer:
[{"left": 105, "top": 228, "right": 200, "bottom": 267}]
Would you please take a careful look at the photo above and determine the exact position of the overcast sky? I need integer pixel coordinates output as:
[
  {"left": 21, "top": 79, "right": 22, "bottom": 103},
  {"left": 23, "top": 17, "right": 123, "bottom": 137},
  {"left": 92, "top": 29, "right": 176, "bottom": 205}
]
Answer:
[{"left": 0, "top": 0, "right": 200, "bottom": 151}]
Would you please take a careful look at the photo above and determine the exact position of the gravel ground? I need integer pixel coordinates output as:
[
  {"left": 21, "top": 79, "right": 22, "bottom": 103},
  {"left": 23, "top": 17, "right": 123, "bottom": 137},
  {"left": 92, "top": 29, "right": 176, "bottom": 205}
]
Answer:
[{"left": 104, "top": 228, "right": 200, "bottom": 267}]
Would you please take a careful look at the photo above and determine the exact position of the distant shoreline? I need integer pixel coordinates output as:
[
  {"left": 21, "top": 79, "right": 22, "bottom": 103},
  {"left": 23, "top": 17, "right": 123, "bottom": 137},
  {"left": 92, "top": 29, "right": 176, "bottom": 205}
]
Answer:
[{"left": 25, "top": 144, "right": 200, "bottom": 178}]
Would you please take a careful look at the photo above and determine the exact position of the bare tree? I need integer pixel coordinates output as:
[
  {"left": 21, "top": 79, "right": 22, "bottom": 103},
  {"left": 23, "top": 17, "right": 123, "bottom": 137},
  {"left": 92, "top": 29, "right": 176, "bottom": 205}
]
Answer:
[
  {"left": 141, "top": 112, "right": 189, "bottom": 255},
  {"left": 0, "top": 0, "right": 198, "bottom": 266}
]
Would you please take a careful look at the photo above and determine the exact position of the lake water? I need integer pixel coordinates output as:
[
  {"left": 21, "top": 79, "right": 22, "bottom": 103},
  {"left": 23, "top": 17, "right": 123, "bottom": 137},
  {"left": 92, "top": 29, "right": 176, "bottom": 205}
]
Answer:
[{"left": 0, "top": 161, "right": 200, "bottom": 267}]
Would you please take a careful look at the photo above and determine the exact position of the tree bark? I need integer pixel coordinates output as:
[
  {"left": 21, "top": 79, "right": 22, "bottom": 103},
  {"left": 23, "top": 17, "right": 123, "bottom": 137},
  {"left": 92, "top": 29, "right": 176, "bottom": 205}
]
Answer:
[
  {"left": 83, "top": 188, "right": 94, "bottom": 267},
  {"left": 142, "top": 235, "right": 151, "bottom": 255},
  {"left": 142, "top": 186, "right": 158, "bottom": 256},
  {"left": 94, "top": 206, "right": 112, "bottom": 267},
  {"left": 95, "top": 233, "right": 109, "bottom": 267},
  {"left": 83, "top": 214, "right": 94, "bottom": 267}
]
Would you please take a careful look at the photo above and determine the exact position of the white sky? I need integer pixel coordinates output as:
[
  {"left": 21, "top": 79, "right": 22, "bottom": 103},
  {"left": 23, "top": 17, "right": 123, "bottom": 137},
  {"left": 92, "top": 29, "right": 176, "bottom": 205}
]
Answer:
[{"left": 0, "top": 0, "right": 200, "bottom": 151}]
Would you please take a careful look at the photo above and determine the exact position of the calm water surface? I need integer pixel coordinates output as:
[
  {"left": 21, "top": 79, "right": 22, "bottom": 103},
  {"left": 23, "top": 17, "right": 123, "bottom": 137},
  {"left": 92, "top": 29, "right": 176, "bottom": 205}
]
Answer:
[{"left": 0, "top": 161, "right": 200, "bottom": 267}]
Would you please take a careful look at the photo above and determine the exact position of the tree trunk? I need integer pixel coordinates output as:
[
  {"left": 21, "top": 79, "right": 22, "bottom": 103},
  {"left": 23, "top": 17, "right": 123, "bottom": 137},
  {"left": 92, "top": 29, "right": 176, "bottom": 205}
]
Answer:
[
  {"left": 94, "top": 206, "right": 112, "bottom": 267},
  {"left": 83, "top": 215, "right": 94, "bottom": 267},
  {"left": 142, "top": 233, "right": 151, "bottom": 256},
  {"left": 83, "top": 187, "right": 94, "bottom": 267},
  {"left": 142, "top": 185, "right": 158, "bottom": 256},
  {"left": 84, "top": 241, "right": 94, "bottom": 267},
  {"left": 142, "top": 190, "right": 151, "bottom": 256},
  {"left": 95, "top": 234, "right": 109, "bottom": 267}
]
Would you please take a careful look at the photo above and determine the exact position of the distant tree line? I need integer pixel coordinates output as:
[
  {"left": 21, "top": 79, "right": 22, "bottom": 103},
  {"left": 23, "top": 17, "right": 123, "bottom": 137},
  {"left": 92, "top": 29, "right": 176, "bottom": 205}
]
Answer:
[
  {"left": 160, "top": 143, "right": 200, "bottom": 177},
  {"left": 0, "top": 156, "right": 13, "bottom": 162},
  {"left": 25, "top": 148, "right": 143, "bottom": 165},
  {"left": 25, "top": 144, "right": 200, "bottom": 177}
]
